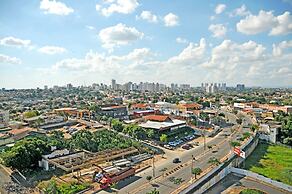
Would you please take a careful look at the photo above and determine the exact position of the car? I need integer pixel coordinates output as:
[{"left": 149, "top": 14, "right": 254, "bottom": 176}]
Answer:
[
  {"left": 173, "top": 158, "right": 181, "bottom": 163},
  {"left": 182, "top": 144, "right": 191, "bottom": 150}
]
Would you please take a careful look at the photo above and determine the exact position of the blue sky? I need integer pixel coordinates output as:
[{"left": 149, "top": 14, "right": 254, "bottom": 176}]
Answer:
[{"left": 0, "top": 0, "right": 291, "bottom": 89}]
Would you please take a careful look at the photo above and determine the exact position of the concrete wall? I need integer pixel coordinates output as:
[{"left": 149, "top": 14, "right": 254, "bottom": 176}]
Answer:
[
  {"left": 230, "top": 167, "right": 292, "bottom": 193},
  {"left": 182, "top": 134, "right": 259, "bottom": 194}
]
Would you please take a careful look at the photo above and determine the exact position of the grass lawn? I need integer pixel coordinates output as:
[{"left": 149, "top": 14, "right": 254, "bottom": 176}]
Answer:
[{"left": 244, "top": 142, "right": 292, "bottom": 185}]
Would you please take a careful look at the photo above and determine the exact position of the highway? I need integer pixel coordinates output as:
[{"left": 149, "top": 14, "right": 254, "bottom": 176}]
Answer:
[{"left": 100, "top": 111, "right": 252, "bottom": 194}]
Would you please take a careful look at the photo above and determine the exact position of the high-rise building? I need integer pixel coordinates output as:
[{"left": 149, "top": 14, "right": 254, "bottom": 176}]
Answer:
[
  {"left": 44, "top": 85, "right": 48, "bottom": 90},
  {"left": 236, "top": 84, "right": 245, "bottom": 91},
  {"left": 111, "top": 79, "right": 117, "bottom": 90},
  {"left": 67, "top": 83, "right": 73, "bottom": 90},
  {"left": 203, "top": 82, "right": 227, "bottom": 93}
]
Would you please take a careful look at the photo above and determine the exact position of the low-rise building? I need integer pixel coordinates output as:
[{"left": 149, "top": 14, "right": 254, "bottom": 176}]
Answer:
[
  {"left": 100, "top": 105, "right": 128, "bottom": 120},
  {"left": 177, "top": 103, "right": 202, "bottom": 117},
  {"left": 0, "top": 110, "right": 9, "bottom": 128},
  {"left": 139, "top": 115, "right": 186, "bottom": 132}
]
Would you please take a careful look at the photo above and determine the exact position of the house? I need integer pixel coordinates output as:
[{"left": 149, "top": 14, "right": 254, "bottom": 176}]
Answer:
[
  {"left": 177, "top": 103, "right": 202, "bottom": 117},
  {"left": 154, "top": 102, "right": 178, "bottom": 115},
  {"left": 258, "top": 124, "right": 280, "bottom": 143},
  {"left": 139, "top": 115, "right": 186, "bottom": 132}
]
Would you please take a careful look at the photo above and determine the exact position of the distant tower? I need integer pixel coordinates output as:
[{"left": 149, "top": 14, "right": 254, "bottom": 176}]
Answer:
[{"left": 111, "top": 79, "right": 116, "bottom": 90}]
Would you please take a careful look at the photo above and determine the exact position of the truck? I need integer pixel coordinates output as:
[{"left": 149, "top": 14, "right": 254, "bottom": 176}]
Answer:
[{"left": 93, "top": 166, "right": 135, "bottom": 189}]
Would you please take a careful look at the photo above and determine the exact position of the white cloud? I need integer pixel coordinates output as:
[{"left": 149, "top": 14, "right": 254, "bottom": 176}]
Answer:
[
  {"left": 53, "top": 47, "right": 155, "bottom": 73},
  {"left": 215, "top": 4, "right": 226, "bottom": 14},
  {"left": 86, "top": 25, "right": 95, "bottom": 30},
  {"left": 237, "top": 10, "right": 292, "bottom": 35},
  {"left": 137, "top": 11, "right": 158, "bottom": 23},
  {"left": 38, "top": 46, "right": 67, "bottom": 55},
  {"left": 95, "top": 4, "right": 101, "bottom": 11},
  {"left": 163, "top": 13, "right": 179, "bottom": 27},
  {"left": 168, "top": 38, "right": 206, "bottom": 65},
  {"left": 98, "top": 23, "right": 144, "bottom": 51},
  {"left": 100, "top": 0, "right": 139, "bottom": 17},
  {"left": 270, "top": 11, "right": 292, "bottom": 35},
  {"left": 49, "top": 38, "right": 292, "bottom": 87},
  {"left": 210, "top": 16, "right": 216, "bottom": 20},
  {"left": 176, "top": 37, "right": 188, "bottom": 44},
  {"left": 208, "top": 24, "right": 227, "bottom": 38},
  {"left": 0, "top": 54, "right": 21, "bottom": 64},
  {"left": 229, "top": 4, "right": 250, "bottom": 17},
  {"left": 272, "top": 40, "right": 292, "bottom": 56},
  {"left": 40, "top": 0, "right": 74, "bottom": 16},
  {"left": 0, "top": 36, "right": 31, "bottom": 48}
]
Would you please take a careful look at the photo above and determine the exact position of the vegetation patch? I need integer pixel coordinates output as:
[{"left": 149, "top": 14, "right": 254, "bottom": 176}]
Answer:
[
  {"left": 244, "top": 142, "right": 292, "bottom": 185},
  {"left": 240, "top": 188, "right": 266, "bottom": 194}
]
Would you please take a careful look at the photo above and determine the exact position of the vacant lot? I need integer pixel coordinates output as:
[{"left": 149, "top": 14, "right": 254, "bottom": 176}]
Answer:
[{"left": 244, "top": 142, "right": 292, "bottom": 185}]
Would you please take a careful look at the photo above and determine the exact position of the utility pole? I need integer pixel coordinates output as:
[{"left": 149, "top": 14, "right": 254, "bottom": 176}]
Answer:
[
  {"left": 152, "top": 156, "right": 155, "bottom": 177},
  {"left": 191, "top": 155, "right": 194, "bottom": 183}
]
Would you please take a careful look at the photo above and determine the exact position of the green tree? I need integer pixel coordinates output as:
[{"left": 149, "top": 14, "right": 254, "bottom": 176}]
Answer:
[
  {"left": 146, "top": 188, "right": 159, "bottom": 194},
  {"left": 23, "top": 110, "right": 39, "bottom": 118},
  {"left": 146, "top": 175, "right": 152, "bottom": 182},
  {"left": 1, "top": 137, "right": 50, "bottom": 171},
  {"left": 160, "top": 134, "right": 168, "bottom": 143},
  {"left": 208, "top": 157, "right": 221, "bottom": 166},
  {"left": 192, "top": 167, "right": 202, "bottom": 179},
  {"left": 251, "top": 124, "right": 259, "bottom": 132},
  {"left": 146, "top": 129, "right": 155, "bottom": 139},
  {"left": 230, "top": 141, "right": 241, "bottom": 147},
  {"left": 111, "top": 119, "right": 124, "bottom": 132}
]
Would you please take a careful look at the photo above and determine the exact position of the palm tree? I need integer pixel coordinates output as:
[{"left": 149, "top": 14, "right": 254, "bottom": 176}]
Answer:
[
  {"left": 208, "top": 157, "right": 221, "bottom": 166},
  {"left": 146, "top": 188, "right": 159, "bottom": 194},
  {"left": 192, "top": 167, "right": 202, "bottom": 179}
]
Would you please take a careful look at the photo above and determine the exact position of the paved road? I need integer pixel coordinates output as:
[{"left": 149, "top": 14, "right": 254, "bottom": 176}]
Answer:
[
  {"left": 99, "top": 111, "right": 253, "bottom": 194},
  {"left": 204, "top": 173, "right": 287, "bottom": 194}
]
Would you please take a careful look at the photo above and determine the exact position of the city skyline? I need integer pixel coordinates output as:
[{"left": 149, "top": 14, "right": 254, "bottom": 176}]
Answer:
[{"left": 1, "top": 0, "right": 292, "bottom": 88}]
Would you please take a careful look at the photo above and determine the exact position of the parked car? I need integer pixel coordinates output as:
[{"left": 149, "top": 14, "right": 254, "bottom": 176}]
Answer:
[
  {"left": 173, "top": 158, "right": 181, "bottom": 163},
  {"left": 182, "top": 144, "right": 191, "bottom": 150}
]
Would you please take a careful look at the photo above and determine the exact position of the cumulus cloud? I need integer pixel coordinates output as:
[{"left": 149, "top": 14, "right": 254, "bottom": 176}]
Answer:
[
  {"left": 168, "top": 38, "right": 206, "bottom": 65},
  {"left": 272, "top": 40, "right": 292, "bottom": 56},
  {"left": 215, "top": 4, "right": 226, "bottom": 14},
  {"left": 0, "top": 54, "right": 22, "bottom": 65},
  {"left": 270, "top": 11, "right": 292, "bottom": 35},
  {"left": 53, "top": 47, "right": 155, "bottom": 73},
  {"left": 98, "top": 23, "right": 144, "bottom": 51},
  {"left": 176, "top": 37, "right": 188, "bottom": 44},
  {"left": 237, "top": 10, "right": 292, "bottom": 35},
  {"left": 40, "top": 0, "right": 74, "bottom": 15},
  {"left": 163, "top": 13, "right": 179, "bottom": 27},
  {"left": 50, "top": 38, "right": 292, "bottom": 87},
  {"left": 137, "top": 11, "right": 158, "bottom": 23},
  {"left": 208, "top": 24, "right": 227, "bottom": 38},
  {"left": 229, "top": 4, "right": 250, "bottom": 17},
  {"left": 38, "top": 46, "right": 67, "bottom": 55},
  {"left": 0, "top": 36, "right": 31, "bottom": 48},
  {"left": 99, "top": 0, "right": 139, "bottom": 16}
]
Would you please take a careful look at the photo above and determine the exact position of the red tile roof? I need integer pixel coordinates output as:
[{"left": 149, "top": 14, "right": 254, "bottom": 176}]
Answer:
[
  {"left": 144, "top": 115, "right": 170, "bottom": 122},
  {"left": 182, "top": 103, "right": 202, "bottom": 109}
]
